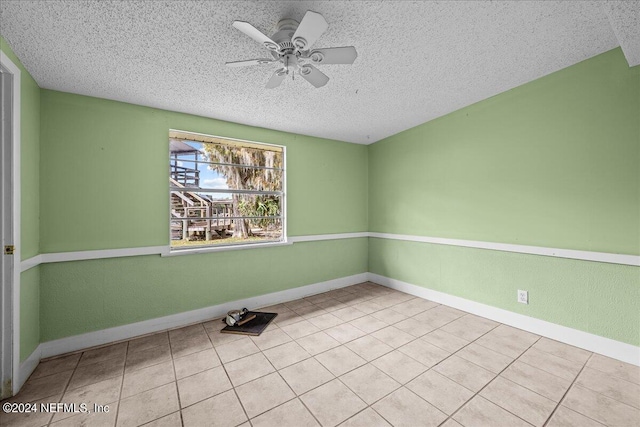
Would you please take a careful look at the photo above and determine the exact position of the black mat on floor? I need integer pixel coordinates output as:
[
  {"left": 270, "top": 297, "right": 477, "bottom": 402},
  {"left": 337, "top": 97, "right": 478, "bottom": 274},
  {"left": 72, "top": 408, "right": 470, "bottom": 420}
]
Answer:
[{"left": 220, "top": 311, "right": 277, "bottom": 336}]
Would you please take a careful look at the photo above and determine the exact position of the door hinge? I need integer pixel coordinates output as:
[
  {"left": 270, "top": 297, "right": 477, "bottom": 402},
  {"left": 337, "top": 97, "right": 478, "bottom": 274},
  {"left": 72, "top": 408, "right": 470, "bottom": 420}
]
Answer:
[{"left": 4, "top": 245, "right": 14, "bottom": 255}]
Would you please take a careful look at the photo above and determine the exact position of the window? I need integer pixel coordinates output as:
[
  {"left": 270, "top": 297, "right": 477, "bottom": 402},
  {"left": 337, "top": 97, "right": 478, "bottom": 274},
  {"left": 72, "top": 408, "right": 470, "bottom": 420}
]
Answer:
[{"left": 169, "top": 130, "right": 285, "bottom": 251}]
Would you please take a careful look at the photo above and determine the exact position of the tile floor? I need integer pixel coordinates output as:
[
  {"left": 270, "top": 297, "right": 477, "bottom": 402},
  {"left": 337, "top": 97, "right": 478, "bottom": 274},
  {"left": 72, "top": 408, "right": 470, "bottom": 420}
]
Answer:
[{"left": 1, "top": 282, "right": 639, "bottom": 427}]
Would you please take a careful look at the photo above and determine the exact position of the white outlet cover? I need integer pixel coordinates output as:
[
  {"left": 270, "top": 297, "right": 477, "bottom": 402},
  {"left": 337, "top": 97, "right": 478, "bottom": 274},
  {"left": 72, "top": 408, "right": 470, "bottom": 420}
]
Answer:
[{"left": 518, "top": 290, "right": 529, "bottom": 304}]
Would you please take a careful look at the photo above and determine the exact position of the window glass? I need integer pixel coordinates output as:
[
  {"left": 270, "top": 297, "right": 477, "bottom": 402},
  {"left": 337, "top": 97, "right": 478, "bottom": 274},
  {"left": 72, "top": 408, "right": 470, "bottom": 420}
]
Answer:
[{"left": 169, "top": 133, "right": 285, "bottom": 250}]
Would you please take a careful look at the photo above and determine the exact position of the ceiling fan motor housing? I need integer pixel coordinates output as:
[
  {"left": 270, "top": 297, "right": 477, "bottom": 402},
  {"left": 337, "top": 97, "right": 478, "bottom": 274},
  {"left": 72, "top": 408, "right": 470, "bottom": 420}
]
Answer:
[
  {"left": 272, "top": 18, "right": 300, "bottom": 52},
  {"left": 270, "top": 18, "right": 313, "bottom": 69}
]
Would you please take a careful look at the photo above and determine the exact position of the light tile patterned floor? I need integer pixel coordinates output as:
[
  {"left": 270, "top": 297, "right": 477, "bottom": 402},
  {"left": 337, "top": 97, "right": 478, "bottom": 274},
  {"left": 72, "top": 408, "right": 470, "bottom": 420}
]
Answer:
[{"left": 1, "top": 282, "right": 639, "bottom": 427}]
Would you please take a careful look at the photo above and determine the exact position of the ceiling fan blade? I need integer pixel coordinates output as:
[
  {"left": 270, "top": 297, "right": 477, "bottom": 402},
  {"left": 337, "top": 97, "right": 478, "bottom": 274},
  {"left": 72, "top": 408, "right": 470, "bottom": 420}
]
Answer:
[
  {"left": 226, "top": 59, "right": 275, "bottom": 67},
  {"left": 232, "top": 21, "right": 280, "bottom": 52},
  {"left": 299, "top": 65, "right": 329, "bottom": 88},
  {"left": 292, "top": 11, "right": 328, "bottom": 51},
  {"left": 265, "top": 69, "right": 287, "bottom": 89},
  {"left": 308, "top": 46, "right": 358, "bottom": 65}
]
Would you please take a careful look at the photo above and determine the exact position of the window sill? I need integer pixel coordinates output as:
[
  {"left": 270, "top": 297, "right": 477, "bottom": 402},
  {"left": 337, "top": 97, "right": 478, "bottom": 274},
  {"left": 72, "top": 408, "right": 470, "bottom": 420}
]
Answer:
[{"left": 162, "top": 240, "right": 292, "bottom": 257}]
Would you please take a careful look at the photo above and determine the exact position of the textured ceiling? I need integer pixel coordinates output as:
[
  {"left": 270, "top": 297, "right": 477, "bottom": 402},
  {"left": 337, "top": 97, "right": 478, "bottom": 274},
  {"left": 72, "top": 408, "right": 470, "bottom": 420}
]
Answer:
[
  {"left": 0, "top": 1, "right": 635, "bottom": 144},
  {"left": 603, "top": 1, "right": 640, "bottom": 67}
]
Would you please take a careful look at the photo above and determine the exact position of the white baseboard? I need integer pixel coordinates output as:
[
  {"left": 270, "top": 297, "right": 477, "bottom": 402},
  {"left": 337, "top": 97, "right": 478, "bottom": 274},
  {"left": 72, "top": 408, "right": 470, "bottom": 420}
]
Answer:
[
  {"left": 368, "top": 273, "right": 640, "bottom": 367},
  {"left": 17, "top": 345, "right": 41, "bottom": 391},
  {"left": 39, "top": 273, "right": 368, "bottom": 359}
]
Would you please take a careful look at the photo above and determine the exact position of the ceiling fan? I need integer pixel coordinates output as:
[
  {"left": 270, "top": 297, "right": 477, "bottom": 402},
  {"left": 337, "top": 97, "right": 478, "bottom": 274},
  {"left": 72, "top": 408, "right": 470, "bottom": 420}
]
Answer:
[{"left": 226, "top": 10, "right": 358, "bottom": 88}]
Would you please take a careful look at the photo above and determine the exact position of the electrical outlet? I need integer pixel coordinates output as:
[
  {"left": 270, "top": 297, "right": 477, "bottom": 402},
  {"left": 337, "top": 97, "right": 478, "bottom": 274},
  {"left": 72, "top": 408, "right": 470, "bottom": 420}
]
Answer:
[{"left": 517, "top": 290, "right": 528, "bottom": 304}]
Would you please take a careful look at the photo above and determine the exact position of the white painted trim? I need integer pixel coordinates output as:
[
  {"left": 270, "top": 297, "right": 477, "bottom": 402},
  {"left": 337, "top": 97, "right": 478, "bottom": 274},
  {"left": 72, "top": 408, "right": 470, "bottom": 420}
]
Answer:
[
  {"left": 40, "top": 246, "right": 167, "bottom": 264},
  {"left": 30, "top": 233, "right": 636, "bottom": 267},
  {"left": 369, "top": 232, "right": 640, "bottom": 267},
  {"left": 1, "top": 50, "right": 22, "bottom": 396},
  {"left": 21, "top": 233, "right": 368, "bottom": 267},
  {"left": 289, "top": 232, "right": 369, "bottom": 243},
  {"left": 163, "top": 241, "right": 292, "bottom": 257},
  {"left": 283, "top": 142, "right": 288, "bottom": 252},
  {"left": 20, "top": 255, "right": 41, "bottom": 272},
  {"left": 17, "top": 344, "right": 40, "bottom": 391},
  {"left": 368, "top": 273, "right": 640, "bottom": 366},
  {"left": 39, "top": 273, "right": 368, "bottom": 358}
]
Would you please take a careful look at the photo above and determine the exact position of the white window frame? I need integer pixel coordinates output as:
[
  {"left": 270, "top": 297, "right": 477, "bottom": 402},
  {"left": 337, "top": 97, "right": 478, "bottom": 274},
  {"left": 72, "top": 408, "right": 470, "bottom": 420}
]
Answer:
[{"left": 166, "top": 129, "right": 287, "bottom": 256}]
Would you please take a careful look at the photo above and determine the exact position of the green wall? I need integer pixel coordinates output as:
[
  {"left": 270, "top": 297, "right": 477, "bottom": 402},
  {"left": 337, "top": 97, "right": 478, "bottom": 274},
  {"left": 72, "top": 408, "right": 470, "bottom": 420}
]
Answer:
[
  {"left": 39, "top": 90, "right": 368, "bottom": 252},
  {"left": 19, "top": 267, "right": 40, "bottom": 360},
  {"left": 40, "top": 239, "right": 367, "bottom": 341},
  {"left": 1, "top": 36, "right": 40, "bottom": 361},
  {"left": 368, "top": 48, "right": 640, "bottom": 346},
  {"left": 37, "top": 90, "right": 369, "bottom": 341},
  {"left": 370, "top": 48, "right": 639, "bottom": 255}
]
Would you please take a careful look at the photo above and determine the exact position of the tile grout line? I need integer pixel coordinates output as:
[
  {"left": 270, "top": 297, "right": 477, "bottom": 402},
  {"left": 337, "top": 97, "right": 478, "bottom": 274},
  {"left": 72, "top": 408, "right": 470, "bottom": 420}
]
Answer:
[
  {"left": 44, "top": 351, "right": 82, "bottom": 427},
  {"left": 239, "top": 322, "right": 314, "bottom": 424},
  {"left": 126, "top": 328, "right": 210, "bottom": 425},
  {"left": 250, "top": 293, "right": 475, "bottom": 424},
  {"left": 436, "top": 326, "right": 541, "bottom": 427},
  {"left": 571, "top": 360, "right": 640, "bottom": 389},
  {"left": 566, "top": 372, "right": 640, "bottom": 411},
  {"left": 286, "top": 288, "right": 396, "bottom": 426},
  {"left": 494, "top": 363, "right": 573, "bottom": 411},
  {"left": 466, "top": 333, "right": 591, "bottom": 406},
  {"left": 377, "top": 311, "right": 477, "bottom": 369},
  {"left": 252, "top": 292, "right": 459, "bottom": 425},
  {"left": 243, "top": 294, "right": 375, "bottom": 424},
  {"left": 314, "top": 295, "right": 469, "bottom": 426},
  {"left": 113, "top": 315, "right": 357, "bottom": 423},
  {"left": 113, "top": 341, "right": 129, "bottom": 427},
  {"left": 55, "top": 347, "right": 127, "bottom": 426},
  {"left": 541, "top": 352, "right": 600, "bottom": 427},
  {"left": 170, "top": 325, "right": 237, "bottom": 417},
  {"left": 416, "top": 323, "right": 510, "bottom": 422},
  {"left": 120, "top": 329, "right": 206, "bottom": 425},
  {"left": 332, "top": 366, "right": 398, "bottom": 426},
  {"left": 217, "top": 326, "right": 263, "bottom": 425},
  {"left": 167, "top": 329, "right": 186, "bottom": 427},
  {"left": 510, "top": 347, "right": 640, "bottom": 414}
]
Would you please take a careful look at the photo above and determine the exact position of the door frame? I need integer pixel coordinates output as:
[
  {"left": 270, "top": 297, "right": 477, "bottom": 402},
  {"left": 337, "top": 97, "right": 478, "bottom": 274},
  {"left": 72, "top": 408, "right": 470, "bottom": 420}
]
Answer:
[{"left": 0, "top": 50, "right": 21, "bottom": 398}]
